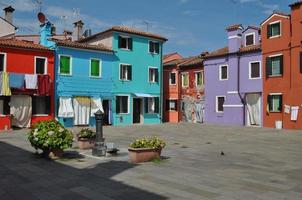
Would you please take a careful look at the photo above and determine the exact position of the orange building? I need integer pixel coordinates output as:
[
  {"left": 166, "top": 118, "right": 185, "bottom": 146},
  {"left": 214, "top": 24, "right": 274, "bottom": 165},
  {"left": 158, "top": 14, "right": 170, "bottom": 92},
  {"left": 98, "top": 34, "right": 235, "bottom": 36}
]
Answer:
[{"left": 261, "top": 2, "right": 302, "bottom": 129}]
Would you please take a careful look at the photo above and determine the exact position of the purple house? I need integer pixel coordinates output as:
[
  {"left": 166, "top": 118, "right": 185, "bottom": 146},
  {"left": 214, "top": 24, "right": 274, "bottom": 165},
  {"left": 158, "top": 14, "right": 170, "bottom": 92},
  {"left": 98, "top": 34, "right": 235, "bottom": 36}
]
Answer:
[{"left": 204, "top": 24, "right": 262, "bottom": 127}]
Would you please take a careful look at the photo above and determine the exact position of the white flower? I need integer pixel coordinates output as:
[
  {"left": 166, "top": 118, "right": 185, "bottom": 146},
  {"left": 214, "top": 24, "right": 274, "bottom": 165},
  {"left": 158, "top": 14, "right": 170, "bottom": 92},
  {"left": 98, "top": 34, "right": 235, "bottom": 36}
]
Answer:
[
  {"left": 34, "top": 137, "right": 38, "bottom": 141},
  {"left": 59, "top": 127, "right": 64, "bottom": 132},
  {"left": 48, "top": 131, "right": 54, "bottom": 136},
  {"left": 33, "top": 129, "right": 38, "bottom": 136}
]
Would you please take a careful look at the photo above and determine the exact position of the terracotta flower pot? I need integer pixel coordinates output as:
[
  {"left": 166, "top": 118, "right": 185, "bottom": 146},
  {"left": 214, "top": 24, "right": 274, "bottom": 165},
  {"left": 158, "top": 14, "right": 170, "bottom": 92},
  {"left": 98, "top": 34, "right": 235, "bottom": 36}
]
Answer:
[
  {"left": 128, "top": 147, "right": 162, "bottom": 163},
  {"left": 77, "top": 138, "right": 96, "bottom": 150}
]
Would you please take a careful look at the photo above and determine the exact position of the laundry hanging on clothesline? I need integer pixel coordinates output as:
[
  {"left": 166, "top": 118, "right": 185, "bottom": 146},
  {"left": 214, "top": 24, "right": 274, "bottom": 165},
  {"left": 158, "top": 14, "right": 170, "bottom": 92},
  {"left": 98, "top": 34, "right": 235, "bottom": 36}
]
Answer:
[
  {"left": 291, "top": 106, "right": 299, "bottom": 121},
  {"left": 25, "top": 74, "right": 37, "bottom": 89},
  {"left": 0, "top": 72, "right": 11, "bottom": 96},
  {"left": 284, "top": 105, "right": 290, "bottom": 114}
]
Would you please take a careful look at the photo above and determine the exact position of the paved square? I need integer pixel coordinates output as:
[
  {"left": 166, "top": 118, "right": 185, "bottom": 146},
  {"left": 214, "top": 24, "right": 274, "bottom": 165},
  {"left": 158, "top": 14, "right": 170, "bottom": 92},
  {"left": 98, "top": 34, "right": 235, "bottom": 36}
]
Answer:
[{"left": 1, "top": 123, "right": 302, "bottom": 199}]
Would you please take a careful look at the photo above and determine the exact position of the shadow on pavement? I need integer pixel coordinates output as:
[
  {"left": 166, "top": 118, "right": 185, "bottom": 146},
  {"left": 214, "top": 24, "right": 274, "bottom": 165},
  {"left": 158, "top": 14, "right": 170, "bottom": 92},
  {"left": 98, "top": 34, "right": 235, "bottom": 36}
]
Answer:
[{"left": 0, "top": 141, "right": 167, "bottom": 200}]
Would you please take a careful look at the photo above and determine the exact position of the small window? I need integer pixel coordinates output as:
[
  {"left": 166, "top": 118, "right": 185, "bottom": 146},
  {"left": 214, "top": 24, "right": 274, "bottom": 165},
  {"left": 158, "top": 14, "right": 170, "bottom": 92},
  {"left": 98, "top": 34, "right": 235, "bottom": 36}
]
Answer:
[
  {"left": 245, "top": 34, "right": 254, "bottom": 46},
  {"left": 118, "top": 36, "right": 133, "bottom": 50},
  {"left": 250, "top": 62, "right": 261, "bottom": 79},
  {"left": 60, "top": 55, "right": 71, "bottom": 75},
  {"left": 145, "top": 97, "right": 159, "bottom": 114},
  {"left": 169, "top": 72, "right": 176, "bottom": 85},
  {"left": 0, "top": 53, "right": 5, "bottom": 72},
  {"left": 116, "top": 96, "right": 129, "bottom": 114},
  {"left": 90, "top": 59, "right": 101, "bottom": 77},
  {"left": 120, "top": 64, "right": 132, "bottom": 81},
  {"left": 266, "top": 55, "right": 283, "bottom": 77},
  {"left": 219, "top": 65, "right": 228, "bottom": 80},
  {"left": 268, "top": 22, "right": 281, "bottom": 38},
  {"left": 267, "top": 94, "right": 282, "bottom": 112},
  {"left": 149, "top": 68, "right": 158, "bottom": 83},
  {"left": 166, "top": 99, "right": 177, "bottom": 111},
  {"left": 32, "top": 96, "right": 51, "bottom": 115},
  {"left": 35, "top": 57, "right": 47, "bottom": 74},
  {"left": 195, "top": 71, "right": 204, "bottom": 86},
  {"left": 216, "top": 96, "right": 225, "bottom": 113},
  {"left": 149, "top": 41, "right": 160, "bottom": 54},
  {"left": 182, "top": 73, "right": 189, "bottom": 87},
  {"left": 0, "top": 96, "right": 10, "bottom": 115}
]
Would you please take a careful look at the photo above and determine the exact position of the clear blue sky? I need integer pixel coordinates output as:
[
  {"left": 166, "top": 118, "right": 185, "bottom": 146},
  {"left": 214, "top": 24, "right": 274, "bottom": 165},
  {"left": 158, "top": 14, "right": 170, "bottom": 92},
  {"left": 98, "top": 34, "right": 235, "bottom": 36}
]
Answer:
[{"left": 0, "top": 0, "right": 293, "bottom": 56}]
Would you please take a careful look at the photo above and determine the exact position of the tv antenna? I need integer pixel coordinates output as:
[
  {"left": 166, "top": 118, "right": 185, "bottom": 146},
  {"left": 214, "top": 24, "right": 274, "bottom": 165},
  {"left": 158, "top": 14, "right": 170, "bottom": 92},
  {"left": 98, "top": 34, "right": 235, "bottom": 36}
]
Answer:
[
  {"left": 73, "top": 8, "right": 80, "bottom": 20},
  {"left": 33, "top": 0, "right": 43, "bottom": 12},
  {"left": 142, "top": 20, "right": 150, "bottom": 32},
  {"left": 60, "top": 15, "right": 68, "bottom": 29}
]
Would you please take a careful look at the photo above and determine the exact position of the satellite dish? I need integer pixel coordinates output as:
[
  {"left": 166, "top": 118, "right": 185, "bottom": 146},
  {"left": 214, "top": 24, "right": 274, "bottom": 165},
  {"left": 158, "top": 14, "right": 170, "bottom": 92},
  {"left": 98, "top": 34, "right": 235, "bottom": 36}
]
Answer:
[{"left": 37, "top": 12, "right": 46, "bottom": 24}]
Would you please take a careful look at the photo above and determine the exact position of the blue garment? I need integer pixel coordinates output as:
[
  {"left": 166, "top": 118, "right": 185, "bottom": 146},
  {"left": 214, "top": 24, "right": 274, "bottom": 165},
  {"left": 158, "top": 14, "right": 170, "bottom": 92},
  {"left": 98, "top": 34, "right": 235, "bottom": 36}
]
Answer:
[{"left": 9, "top": 73, "right": 25, "bottom": 89}]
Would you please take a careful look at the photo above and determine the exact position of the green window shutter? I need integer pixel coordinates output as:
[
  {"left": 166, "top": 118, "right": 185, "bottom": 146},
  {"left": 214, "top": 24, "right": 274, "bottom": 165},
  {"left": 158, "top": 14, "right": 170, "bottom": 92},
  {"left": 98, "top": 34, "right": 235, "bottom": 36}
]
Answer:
[
  {"left": 155, "top": 69, "right": 159, "bottom": 82},
  {"left": 144, "top": 98, "right": 149, "bottom": 113},
  {"left": 155, "top": 43, "right": 159, "bottom": 54},
  {"left": 266, "top": 57, "right": 272, "bottom": 77},
  {"left": 60, "top": 56, "right": 70, "bottom": 74},
  {"left": 155, "top": 97, "right": 159, "bottom": 113},
  {"left": 149, "top": 41, "right": 154, "bottom": 53},
  {"left": 118, "top": 36, "right": 122, "bottom": 48},
  {"left": 279, "top": 55, "right": 283, "bottom": 75},
  {"left": 0, "top": 54, "right": 4, "bottom": 71},
  {"left": 267, "top": 24, "right": 271, "bottom": 38},
  {"left": 128, "top": 38, "right": 133, "bottom": 50},
  {"left": 267, "top": 95, "right": 272, "bottom": 111},
  {"left": 116, "top": 97, "right": 120, "bottom": 113},
  {"left": 128, "top": 65, "right": 132, "bottom": 80},
  {"left": 300, "top": 52, "right": 302, "bottom": 73},
  {"left": 278, "top": 95, "right": 283, "bottom": 112},
  {"left": 91, "top": 59, "right": 100, "bottom": 77}
]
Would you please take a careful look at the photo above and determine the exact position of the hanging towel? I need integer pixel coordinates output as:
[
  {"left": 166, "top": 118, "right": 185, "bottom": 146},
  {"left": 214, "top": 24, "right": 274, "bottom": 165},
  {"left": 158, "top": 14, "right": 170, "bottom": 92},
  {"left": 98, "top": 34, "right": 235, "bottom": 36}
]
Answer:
[
  {"left": 73, "top": 97, "right": 90, "bottom": 125},
  {"left": 284, "top": 105, "right": 290, "bottom": 114},
  {"left": 9, "top": 73, "right": 25, "bottom": 89},
  {"left": 291, "top": 106, "right": 299, "bottom": 121},
  {"left": 58, "top": 97, "right": 74, "bottom": 118},
  {"left": 108, "top": 101, "right": 112, "bottom": 125},
  {"left": 37, "top": 75, "right": 51, "bottom": 95},
  {"left": 25, "top": 74, "right": 37, "bottom": 89},
  {"left": 90, "top": 98, "right": 104, "bottom": 117},
  {"left": 10, "top": 95, "right": 32, "bottom": 128},
  {"left": 1, "top": 72, "right": 11, "bottom": 96}
]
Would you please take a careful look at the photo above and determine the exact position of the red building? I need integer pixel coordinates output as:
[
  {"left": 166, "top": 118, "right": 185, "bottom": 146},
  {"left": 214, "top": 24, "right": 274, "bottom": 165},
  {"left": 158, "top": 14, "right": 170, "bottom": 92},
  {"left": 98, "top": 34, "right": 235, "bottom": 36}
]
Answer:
[
  {"left": 261, "top": 2, "right": 302, "bottom": 129},
  {"left": 163, "top": 54, "right": 205, "bottom": 123},
  {"left": 0, "top": 39, "right": 54, "bottom": 131}
]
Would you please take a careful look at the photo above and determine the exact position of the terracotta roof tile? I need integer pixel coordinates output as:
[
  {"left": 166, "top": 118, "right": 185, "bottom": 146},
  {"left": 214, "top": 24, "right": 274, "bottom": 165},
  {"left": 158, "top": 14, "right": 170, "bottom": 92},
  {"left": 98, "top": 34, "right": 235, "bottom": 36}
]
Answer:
[
  {"left": 79, "top": 26, "right": 167, "bottom": 42},
  {"left": 239, "top": 44, "right": 261, "bottom": 53},
  {"left": 0, "top": 39, "right": 52, "bottom": 51},
  {"left": 179, "top": 56, "right": 204, "bottom": 67},
  {"left": 52, "top": 39, "right": 113, "bottom": 52},
  {"left": 205, "top": 44, "right": 261, "bottom": 59},
  {"left": 226, "top": 24, "right": 243, "bottom": 31},
  {"left": 164, "top": 57, "right": 193, "bottom": 67},
  {"left": 204, "top": 47, "right": 229, "bottom": 58},
  {"left": 289, "top": 1, "right": 302, "bottom": 7}
]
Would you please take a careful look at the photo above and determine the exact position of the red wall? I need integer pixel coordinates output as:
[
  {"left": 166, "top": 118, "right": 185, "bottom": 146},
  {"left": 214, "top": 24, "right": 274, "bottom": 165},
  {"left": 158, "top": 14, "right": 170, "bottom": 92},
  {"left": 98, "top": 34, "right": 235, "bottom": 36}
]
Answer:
[
  {"left": 0, "top": 47, "right": 54, "bottom": 131},
  {"left": 180, "top": 65, "right": 204, "bottom": 98}
]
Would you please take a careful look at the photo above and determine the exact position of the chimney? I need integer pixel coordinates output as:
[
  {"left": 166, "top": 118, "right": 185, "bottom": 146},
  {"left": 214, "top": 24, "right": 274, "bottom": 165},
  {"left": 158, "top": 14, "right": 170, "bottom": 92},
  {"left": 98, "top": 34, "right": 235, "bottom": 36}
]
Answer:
[
  {"left": 3, "top": 6, "right": 15, "bottom": 24},
  {"left": 226, "top": 24, "right": 243, "bottom": 53},
  {"left": 73, "top": 20, "right": 84, "bottom": 41}
]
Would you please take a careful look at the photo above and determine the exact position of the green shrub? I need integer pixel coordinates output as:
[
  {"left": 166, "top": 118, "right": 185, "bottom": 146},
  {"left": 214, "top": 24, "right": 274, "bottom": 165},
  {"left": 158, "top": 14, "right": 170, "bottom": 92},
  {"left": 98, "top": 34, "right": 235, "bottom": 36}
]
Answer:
[
  {"left": 77, "top": 128, "right": 96, "bottom": 139},
  {"left": 130, "top": 136, "right": 166, "bottom": 149},
  {"left": 28, "top": 120, "right": 73, "bottom": 151}
]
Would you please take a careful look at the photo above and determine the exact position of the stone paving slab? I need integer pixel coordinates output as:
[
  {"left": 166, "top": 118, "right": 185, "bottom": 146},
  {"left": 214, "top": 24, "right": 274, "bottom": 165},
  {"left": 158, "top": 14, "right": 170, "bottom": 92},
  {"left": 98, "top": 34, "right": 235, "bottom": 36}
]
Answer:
[{"left": 1, "top": 123, "right": 302, "bottom": 199}]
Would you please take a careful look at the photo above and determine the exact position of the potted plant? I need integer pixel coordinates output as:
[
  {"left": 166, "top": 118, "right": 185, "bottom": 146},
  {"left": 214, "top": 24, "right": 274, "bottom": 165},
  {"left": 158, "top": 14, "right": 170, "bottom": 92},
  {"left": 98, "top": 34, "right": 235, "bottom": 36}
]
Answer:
[
  {"left": 128, "top": 136, "right": 166, "bottom": 163},
  {"left": 77, "top": 128, "right": 96, "bottom": 150},
  {"left": 28, "top": 120, "right": 73, "bottom": 159}
]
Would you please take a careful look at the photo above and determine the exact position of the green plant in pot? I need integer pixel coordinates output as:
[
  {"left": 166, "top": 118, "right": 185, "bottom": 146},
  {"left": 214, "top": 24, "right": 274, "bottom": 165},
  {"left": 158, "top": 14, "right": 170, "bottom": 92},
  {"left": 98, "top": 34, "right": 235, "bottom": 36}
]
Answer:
[
  {"left": 128, "top": 136, "right": 166, "bottom": 163},
  {"left": 77, "top": 128, "right": 96, "bottom": 150},
  {"left": 28, "top": 120, "right": 73, "bottom": 158}
]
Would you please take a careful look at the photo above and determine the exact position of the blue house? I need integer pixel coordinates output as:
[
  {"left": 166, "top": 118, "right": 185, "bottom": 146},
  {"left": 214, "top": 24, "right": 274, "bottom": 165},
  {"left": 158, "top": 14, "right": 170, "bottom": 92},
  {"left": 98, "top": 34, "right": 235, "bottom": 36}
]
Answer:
[
  {"left": 40, "top": 21, "right": 116, "bottom": 127},
  {"left": 80, "top": 26, "right": 167, "bottom": 125}
]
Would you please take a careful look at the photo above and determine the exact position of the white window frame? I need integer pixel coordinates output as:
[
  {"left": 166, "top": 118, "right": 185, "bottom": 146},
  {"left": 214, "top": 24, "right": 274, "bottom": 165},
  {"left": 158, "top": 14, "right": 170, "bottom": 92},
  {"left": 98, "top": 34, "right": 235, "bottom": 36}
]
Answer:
[
  {"left": 268, "top": 93, "right": 282, "bottom": 113},
  {"left": 167, "top": 99, "right": 177, "bottom": 111},
  {"left": 89, "top": 58, "right": 102, "bottom": 78},
  {"left": 148, "top": 66, "right": 158, "bottom": 83},
  {"left": 119, "top": 63, "right": 131, "bottom": 81},
  {"left": 269, "top": 20, "right": 281, "bottom": 39},
  {"left": 216, "top": 96, "right": 226, "bottom": 113},
  {"left": 249, "top": 61, "right": 261, "bottom": 79},
  {"left": 0, "top": 52, "right": 7, "bottom": 72},
  {"left": 194, "top": 70, "right": 204, "bottom": 86},
  {"left": 169, "top": 72, "right": 177, "bottom": 85},
  {"left": 34, "top": 56, "right": 47, "bottom": 75},
  {"left": 219, "top": 65, "right": 228, "bottom": 81},
  {"left": 58, "top": 54, "right": 72, "bottom": 76},
  {"left": 268, "top": 54, "right": 283, "bottom": 77},
  {"left": 116, "top": 95, "right": 130, "bottom": 114},
  {"left": 181, "top": 72, "right": 189, "bottom": 88},
  {"left": 119, "top": 35, "right": 131, "bottom": 50},
  {"left": 245, "top": 32, "right": 255, "bottom": 46},
  {"left": 148, "top": 40, "right": 160, "bottom": 54}
]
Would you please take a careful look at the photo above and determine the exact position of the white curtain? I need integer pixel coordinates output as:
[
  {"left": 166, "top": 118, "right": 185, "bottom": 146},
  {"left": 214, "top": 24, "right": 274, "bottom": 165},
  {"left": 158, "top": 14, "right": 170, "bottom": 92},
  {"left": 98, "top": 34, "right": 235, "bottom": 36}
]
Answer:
[
  {"left": 10, "top": 95, "right": 32, "bottom": 128},
  {"left": 90, "top": 98, "right": 104, "bottom": 117},
  {"left": 73, "top": 97, "right": 90, "bottom": 125},
  {"left": 246, "top": 94, "right": 261, "bottom": 126},
  {"left": 58, "top": 97, "right": 74, "bottom": 118}
]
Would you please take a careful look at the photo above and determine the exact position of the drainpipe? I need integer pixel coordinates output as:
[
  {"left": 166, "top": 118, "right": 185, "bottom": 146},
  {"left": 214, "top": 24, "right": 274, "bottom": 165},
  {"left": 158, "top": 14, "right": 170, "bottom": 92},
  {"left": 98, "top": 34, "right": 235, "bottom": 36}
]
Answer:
[
  {"left": 237, "top": 54, "right": 246, "bottom": 126},
  {"left": 160, "top": 45, "right": 164, "bottom": 123}
]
